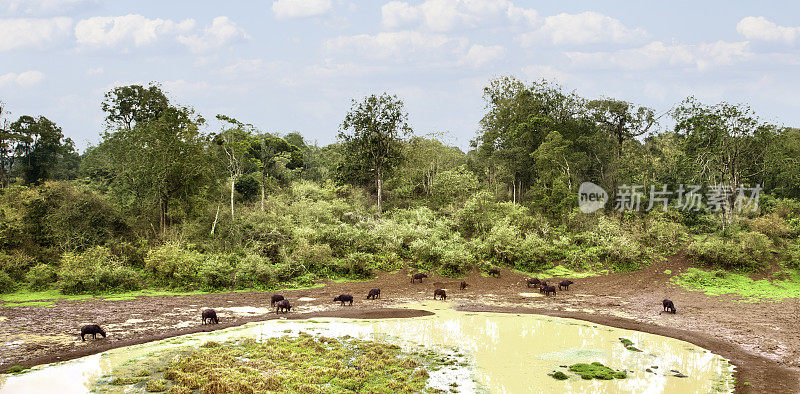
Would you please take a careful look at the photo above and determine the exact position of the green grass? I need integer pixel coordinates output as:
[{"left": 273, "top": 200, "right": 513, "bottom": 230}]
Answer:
[
  {"left": 543, "top": 265, "right": 608, "bottom": 278},
  {"left": 2, "top": 301, "right": 55, "bottom": 307},
  {"left": 672, "top": 268, "right": 800, "bottom": 301}
]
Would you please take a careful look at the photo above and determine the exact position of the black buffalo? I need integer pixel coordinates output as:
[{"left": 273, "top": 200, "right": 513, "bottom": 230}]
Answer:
[
  {"left": 334, "top": 294, "right": 354, "bottom": 305},
  {"left": 662, "top": 299, "right": 677, "bottom": 314},
  {"left": 558, "top": 280, "right": 574, "bottom": 291},
  {"left": 270, "top": 294, "right": 285, "bottom": 307},
  {"left": 367, "top": 288, "right": 381, "bottom": 300},
  {"left": 80, "top": 324, "right": 106, "bottom": 341},
  {"left": 411, "top": 273, "right": 428, "bottom": 283},
  {"left": 460, "top": 281, "right": 468, "bottom": 290},
  {"left": 201, "top": 309, "right": 219, "bottom": 325},
  {"left": 275, "top": 299, "right": 291, "bottom": 314},
  {"left": 526, "top": 278, "right": 540, "bottom": 288},
  {"left": 542, "top": 285, "right": 556, "bottom": 296},
  {"left": 434, "top": 289, "right": 447, "bottom": 300},
  {"left": 488, "top": 268, "right": 500, "bottom": 277}
]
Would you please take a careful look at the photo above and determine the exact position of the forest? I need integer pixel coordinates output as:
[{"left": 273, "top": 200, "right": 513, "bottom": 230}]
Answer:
[{"left": 0, "top": 76, "right": 798, "bottom": 295}]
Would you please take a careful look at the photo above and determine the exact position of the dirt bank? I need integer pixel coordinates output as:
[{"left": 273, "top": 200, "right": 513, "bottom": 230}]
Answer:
[{"left": 0, "top": 257, "right": 797, "bottom": 393}]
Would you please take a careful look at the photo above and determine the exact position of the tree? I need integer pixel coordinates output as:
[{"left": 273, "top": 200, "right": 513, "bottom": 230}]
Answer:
[
  {"left": 587, "top": 98, "right": 657, "bottom": 198},
  {"left": 0, "top": 101, "right": 21, "bottom": 188},
  {"left": 101, "top": 84, "right": 169, "bottom": 130},
  {"left": 8, "top": 115, "right": 77, "bottom": 184},
  {"left": 214, "top": 115, "right": 257, "bottom": 220},
  {"left": 674, "top": 98, "right": 772, "bottom": 229},
  {"left": 98, "top": 103, "right": 211, "bottom": 234},
  {"left": 338, "top": 93, "right": 412, "bottom": 213}
]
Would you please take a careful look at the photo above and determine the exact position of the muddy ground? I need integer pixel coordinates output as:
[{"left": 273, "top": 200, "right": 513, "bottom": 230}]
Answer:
[{"left": 1, "top": 254, "right": 798, "bottom": 393}]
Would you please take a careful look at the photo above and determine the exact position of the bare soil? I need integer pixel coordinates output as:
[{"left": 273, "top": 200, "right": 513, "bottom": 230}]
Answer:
[{"left": 1, "top": 254, "right": 798, "bottom": 393}]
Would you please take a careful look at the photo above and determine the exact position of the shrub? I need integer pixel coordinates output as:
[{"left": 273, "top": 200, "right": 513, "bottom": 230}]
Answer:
[
  {"left": 199, "top": 255, "right": 235, "bottom": 290},
  {"left": 0, "top": 251, "right": 35, "bottom": 281},
  {"left": 0, "top": 271, "right": 15, "bottom": 293},
  {"left": 26, "top": 264, "right": 56, "bottom": 290},
  {"left": 687, "top": 232, "right": 772, "bottom": 271},
  {"left": 235, "top": 254, "right": 275, "bottom": 289},
  {"left": 747, "top": 214, "right": 794, "bottom": 240},
  {"left": 144, "top": 243, "right": 203, "bottom": 287},
  {"left": 58, "top": 246, "right": 142, "bottom": 294}
]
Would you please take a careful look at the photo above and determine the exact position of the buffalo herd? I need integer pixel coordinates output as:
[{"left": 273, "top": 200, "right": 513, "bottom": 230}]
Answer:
[{"left": 77, "top": 269, "right": 677, "bottom": 341}]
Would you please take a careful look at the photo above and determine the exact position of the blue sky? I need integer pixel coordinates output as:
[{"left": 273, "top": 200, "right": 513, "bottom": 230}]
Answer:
[{"left": 1, "top": 1, "right": 799, "bottom": 151}]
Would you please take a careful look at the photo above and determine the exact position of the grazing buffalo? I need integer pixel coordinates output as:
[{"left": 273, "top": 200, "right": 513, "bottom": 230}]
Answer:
[
  {"left": 434, "top": 289, "right": 447, "bottom": 300},
  {"left": 558, "top": 280, "right": 574, "bottom": 291},
  {"left": 460, "top": 281, "right": 468, "bottom": 290},
  {"left": 276, "top": 299, "right": 291, "bottom": 314},
  {"left": 367, "top": 288, "right": 381, "bottom": 300},
  {"left": 662, "top": 299, "right": 677, "bottom": 314},
  {"left": 201, "top": 309, "right": 219, "bottom": 325},
  {"left": 411, "top": 273, "right": 428, "bottom": 283},
  {"left": 334, "top": 294, "right": 354, "bottom": 306},
  {"left": 80, "top": 324, "right": 106, "bottom": 341},
  {"left": 488, "top": 268, "right": 500, "bottom": 277},
  {"left": 270, "top": 294, "right": 285, "bottom": 307},
  {"left": 526, "top": 278, "right": 540, "bottom": 288},
  {"left": 542, "top": 285, "right": 556, "bottom": 296}
]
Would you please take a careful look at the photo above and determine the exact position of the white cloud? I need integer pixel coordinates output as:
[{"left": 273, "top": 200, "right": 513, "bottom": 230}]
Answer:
[
  {"left": 0, "top": 70, "right": 45, "bottom": 87},
  {"left": 178, "top": 16, "right": 248, "bottom": 53},
  {"left": 521, "top": 11, "right": 646, "bottom": 46},
  {"left": 86, "top": 67, "right": 103, "bottom": 75},
  {"left": 324, "top": 31, "right": 468, "bottom": 61},
  {"left": 565, "top": 40, "right": 751, "bottom": 71},
  {"left": 0, "top": 17, "right": 71, "bottom": 51},
  {"left": 381, "top": 0, "right": 537, "bottom": 31},
  {"left": 737, "top": 16, "right": 800, "bottom": 44},
  {"left": 220, "top": 59, "right": 264, "bottom": 76},
  {"left": 75, "top": 14, "right": 195, "bottom": 49},
  {"left": 461, "top": 44, "right": 505, "bottom": 68},
  {"left": 272, "top": 0, "right": 332, "bottom": 19},
  {"left": 0, "top": 0, "right": 99, "bottom": 16},
  {"left": 74, "top": 14, "right": 247, "bottom": 53}
]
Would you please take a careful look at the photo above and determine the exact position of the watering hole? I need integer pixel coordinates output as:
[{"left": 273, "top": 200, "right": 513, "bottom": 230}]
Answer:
[{"left": 0, "top": 301, "right": 733, "bottom": 393}]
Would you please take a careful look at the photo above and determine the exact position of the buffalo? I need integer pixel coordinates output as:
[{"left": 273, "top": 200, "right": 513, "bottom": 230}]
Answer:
[
  {"left": 542, "top": 285, "right": 556, "bottom": 296},
  {"left": 276, "top": 299, "right": 292, "bottom": 314},
  {"left": 488, "top": 268, "right": 500, "bottom": 277},
  {"left": 80, "top": 324, "right": 106, "bottom": 341},
  {"left": 334, "top": 294, "right": 354, "bottom": 306},
  {"left": 270, "top": 294, "right": 285, "bottom": 307},
  {"left": 367, "top": 288, "right": 381, "bottom": 300},
  {"left": 411, "top": 273, "right": 428, "bottom": 283},
  {"left": 558, "top": 280, "right": 574, "bottom": 291},
  {"left": 662, "top": 299, "right": 677, "bottom": 314},
  {"left": 526, "top": 278, "right": 540, "bottom": 288},
  {"left": 201, "top": 309, "right": 219, "bottom": 325},
  {"left": 434, "top": 289, "right": 447, "bottom": 300},
  {"left": 460, "top": 281, "right": 468, "bottom": 290}
]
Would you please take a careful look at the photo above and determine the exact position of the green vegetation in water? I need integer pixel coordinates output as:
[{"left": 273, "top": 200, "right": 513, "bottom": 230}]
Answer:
[
  {"left": 4, "top": 366, "right": 26, "bottom": 374},
  {"left": 619, "top": 338, "right": 642, "bottom": 352},
  {"left": 672, "top": 268, "right": 800, "bottom": 301},
  {"left": 549, "top": 371, "right": 569, "bottom": 380},
  {"left": 103, "top": 333, "right": 434, "bottom": 393},
  {"left": 568, "top": 362, "right": 627, "bottom": 380}
]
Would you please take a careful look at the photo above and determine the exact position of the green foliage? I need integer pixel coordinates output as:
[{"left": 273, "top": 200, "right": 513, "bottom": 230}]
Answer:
[
  {"left": 672, "top": 268, "right": 800, "bottom": 301},
  {"left": 58, "top": 246, "right": 141, "bottom": 294},
  {"left": 687, "top": 232, "right": 772, "bottom": 271},
  {"left": 25, "top": 264, "right": 55, "bottom": 290},
  {"left": 0, "top": 271, "right": 15, "bottom": 293},
  {"left": 144, "top": 243, "right": 203, "bottom": 288}
]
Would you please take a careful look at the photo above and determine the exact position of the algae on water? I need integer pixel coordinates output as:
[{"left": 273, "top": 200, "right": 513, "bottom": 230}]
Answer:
[{"left": 568, "top": 362, "right": 627, "bottom": 380}]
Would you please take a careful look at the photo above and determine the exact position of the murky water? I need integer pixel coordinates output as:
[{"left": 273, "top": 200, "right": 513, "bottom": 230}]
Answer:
[{"left": 0, "top": 301, "right": 733, "bottom": 393}]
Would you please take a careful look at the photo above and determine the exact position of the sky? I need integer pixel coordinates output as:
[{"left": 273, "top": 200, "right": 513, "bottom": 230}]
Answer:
[{"left": 1, "top": 0, "right": 799, "bottom": 152}]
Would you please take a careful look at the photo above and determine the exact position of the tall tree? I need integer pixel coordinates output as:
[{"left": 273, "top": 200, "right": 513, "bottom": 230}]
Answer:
[
  {"left": 338, "top": 93, "right": 412, "bottom": 213},
  {"left": 8, "top": 115, "right": 77, "bottom": 184},
  {"left": 0, "top": 101, "right": 21, "bottom": 188},
  {"left": 214, "top": 115, "right": 257, "bottom": 220},
  {"left": 102, "top": 84, "right": 169, "bottom": 130},
  {"left": 674, "top": 98, "right": 772, "bottom": 228},
  {"left": 98, "top": 86, "right": 211, "bottom": 234}
]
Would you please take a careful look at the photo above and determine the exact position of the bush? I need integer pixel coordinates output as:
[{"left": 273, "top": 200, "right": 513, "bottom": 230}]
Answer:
[
  {"left": 687, "top": 232, "right": 773, "bottom": 271},
  {"left": 0, "top": 251, "right": 35, "bottom": 281},
  {"left": 144, "top": 243, "right": 203, "bottom": 287},
  {"left": 26, "top": 264, "right": 56, "bottom": 290},
  {"left": 199, "top": 254, "right": 235, "bottom": 290},
  {"left": 235, "top": 254, "right": 276, "bottom": 289},
  {"left": 0, "top": 271, "right": 15, "bottom": 293},
  {"left": 747, "top": 214, "right": 794, "bottom": 240},
  {"left": 59, "top": 246, "right": 142, "bottom": 294}
]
